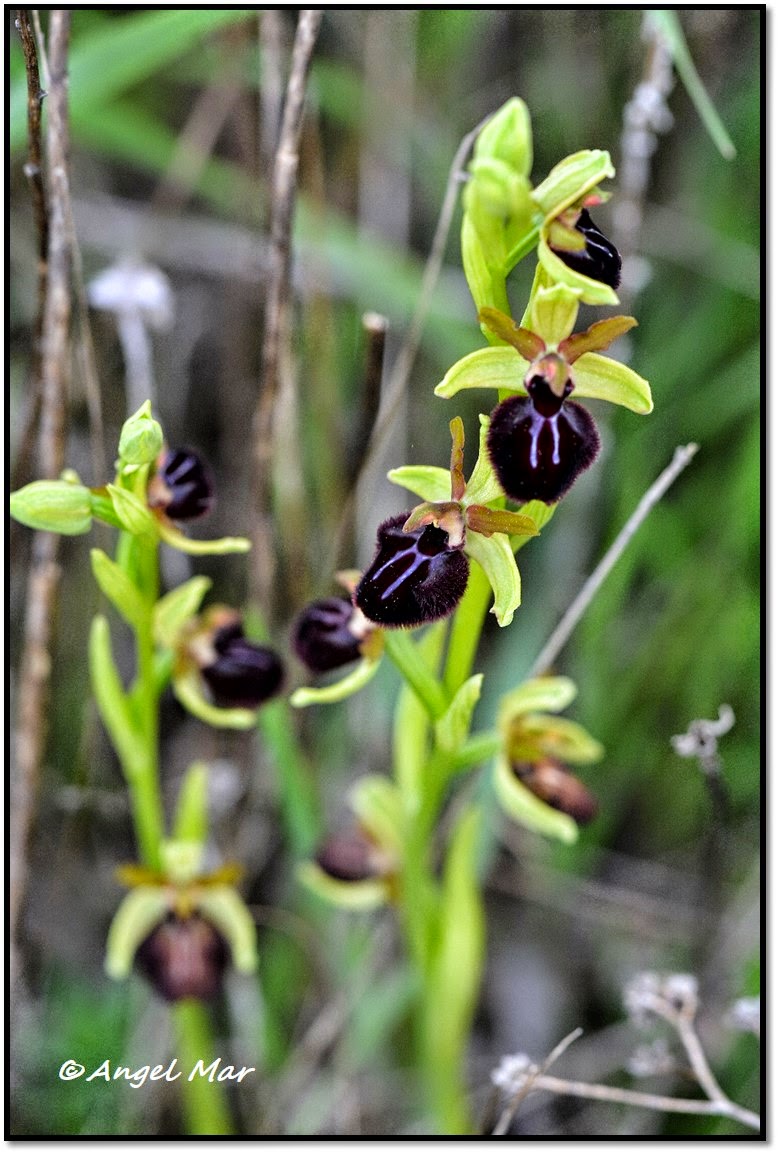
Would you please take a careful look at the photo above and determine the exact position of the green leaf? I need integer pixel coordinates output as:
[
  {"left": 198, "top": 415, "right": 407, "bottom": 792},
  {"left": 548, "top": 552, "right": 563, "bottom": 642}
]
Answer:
[
  {"left": 572, "top": 353, "right": 653, "bottom": 414},
  {"left": 463, "top": 414, "right": 505, "bottom": 506},
  {"left": 89, "top": 615, "right": 142, "bottom": 776},
  {"left": 10, "top": 480, "right": 93, "bottom": 535},
  {"left": 435, "top": 346, "right": 526, "bottom": 400},
  {"left": 435, "top": 674, "right": 483, "bottom": 753},
  {"left": 152, "top": 577, "right": 212, "bottom": 649},
  {"left": 156, "top": 518, "right": 251, "bottom": 555},
  {"left": 172, "top": 762, "right": 209, "bottom": 846},
  {"left": 531, "top": 149, "right": 615, "bottom": 222},
  {"left": 387, "top": 465, "right": 452, "bottom": 503},
  {"left": 498, "top": 676, "right": 578, "bottom": 727},
  {"left": 530, "top": 283, "right": 581, "bottom": 345},
  {"left": 106, "top": 484, "right": 158, "bottom": 538},
  {"left": 297, "top": 861, "right": 389, "bottom": 911},
  {"left": 493, "top": 755, "right": 578, "bottom": 844},
  {"left": 465, "top": 531, "right": 521, "bottom": 627},
  {"left": 172, "top": 668, "right": 257, "bottom": 730},
  {"left": 105, "top": 887, "right": 171, "bottom": 980},
  {"left": 90, "top": 549, "right": 149, "bottom": 630},
  {"left": 647, "top": 10, "right": 736, "bottom": 160},
  {"left": 290, "top": 653, "right": 382, "bottom": 708},
  {"left": 196, "top": 886, "right": 259, "bottom": 974},
  {"left": 349, "top": 776, "right": 404, "bottom": 855}
]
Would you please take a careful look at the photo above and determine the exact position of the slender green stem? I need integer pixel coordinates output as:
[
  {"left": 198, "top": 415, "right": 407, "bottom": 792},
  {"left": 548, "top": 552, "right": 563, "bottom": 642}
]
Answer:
[
  {"left": 172, "top": 1000, "right": 234, "bottom": 1135},
  {"left": 384, "top": 630, "right": 449, "bottom": 720}
]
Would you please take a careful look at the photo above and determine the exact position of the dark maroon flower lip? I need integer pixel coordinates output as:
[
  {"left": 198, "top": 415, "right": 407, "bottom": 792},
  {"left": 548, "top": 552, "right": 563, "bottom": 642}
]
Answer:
[
  {"left": 201, "top": 622, "right": 284, "bottom": 709},
  {"left": 513, "top": 758, "right": 598, "bottom": 825},
  {"left": 552, "top": 208, "right": 622, "bottom": 290},
  {"left": 292, "top": 597, "right": 367, "bottom": 673},
  {"left": 315, "top": 830, "right": 384, "bottom": 883},
  {"left": 135, "top": 914, "right": 229, "bottom": 1002},
  {"left": 148, "top": 448, "right": 214, "bottom": 521},
  {"left": 487, "top": 392, "right": 600, "bottom": 505},
  {"left": 355, "top": 513, "right": 469, "bottom": 629}
]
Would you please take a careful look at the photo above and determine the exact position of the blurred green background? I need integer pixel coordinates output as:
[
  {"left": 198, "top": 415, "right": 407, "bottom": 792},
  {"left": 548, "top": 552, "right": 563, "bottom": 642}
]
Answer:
[{"left": 10, "top": 8, "right": 761, "bottom": 1137}]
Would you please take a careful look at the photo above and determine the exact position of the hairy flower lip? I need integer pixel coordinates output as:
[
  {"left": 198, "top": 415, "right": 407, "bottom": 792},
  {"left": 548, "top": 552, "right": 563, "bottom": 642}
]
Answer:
[
  {"left": 135, "top": 913, "right": 229, "bottom": 1003},
  {"left": 512, "top": 757, "right": 598, "bottom": 825},
  {"left": 148, "top": 447, "right": 214, "bottom": 522},
  {"left": 292, "top": 596, "right": 370, "bottom": 674}
]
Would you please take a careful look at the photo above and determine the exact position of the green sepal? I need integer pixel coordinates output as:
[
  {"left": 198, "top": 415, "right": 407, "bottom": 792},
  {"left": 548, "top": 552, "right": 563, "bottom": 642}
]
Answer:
[
  {"left": 172, "top": 667, "right": 258, "bottom": 730},
  {"left": 498, "top": 676, "right": 578, "bottom": 729},
  {"left": 531, "top": 148, "right": 615, "bottom": 222},
  {"left": 465, "top": 530, "right": 521, "bottom": 627},
  {"left": 511, "top": 713, "right": 605, "bottom": 764},
  {"left": 537, "top": 234, "right": 619, "bottom": 306},
  {"left": 387, "top": 464, "right": 452, "bottom": 504},
  {"left": 349, "top": 775, "right": 404, "bottom": 856},
  {"left": 493, "top": 754, "right": 578, "bottom": 844},
  {"left": 195, "top": 886, "right": 258, "bottom": 973},
  {"left": 530, "top": 283, "right": 581, "bottom": 346},
  {"left": 105, "top": 886, "right": 171, "bottom": 980},
  {"left": 118, "top": 400, "right": 164, "bottom": 467},
  {"left": 10, "top": 479, "right": 93, "bottom": 535},
  {"left": 156, "top": 518, "right": 251, "bottom": 556},
  {"left": 435, "top": 346, "right": 527, "bottom": 400},
  {"left": 106, "top": 483, "right": 159, "bottom": 538},
  {"left": 152, "top": 577, "right": 213, "bottom": 649},
  {"left": 297, "top": 861, "right": 390, "bottom": 911},
  {"left": 172, "top": 761, "right": 209, "bottom": 847},
  {"left": 435, "top": 674, "right": 483, "bottom": 753},
  {"left": 89, "top": 615, "right": 142, "bottom": 776},
  {"left": 572, "top": 353, "right": 653, "bottom": 414},
  {"left": 474, "top": 96, "right": 533, "bottom": 178},
  {"left": 290, "top": 652, "right": 382, "bottom": 708},
  {"left": 463, "top": 414, "right": 505, "bottom": 506},
  {"left": 90, "top": 548, "right": 149, "bottom": 630},
  {"left": 160, "top": 838, "right": 203, "bottom": 886}
]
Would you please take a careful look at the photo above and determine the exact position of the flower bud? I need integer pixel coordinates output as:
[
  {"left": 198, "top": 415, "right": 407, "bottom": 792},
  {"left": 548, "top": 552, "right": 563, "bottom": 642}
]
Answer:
[
  {"left": 292, "top": 597, "right": 369, "bottom": 673},
  {"left": 148, "top": 448, "right": 214, "bottom": 521},
  {"left": 550, "top": 208, "right": 622, "bottom": 290},
  {"left": 135, "top": 914, "right": 229, "bottom": 1002},
  {"left": 474, "top": 97, "right": 533, "bottom": 179},
  {"left": 355, "top": 513, "right": 469, "bottom": 628},
  {"left": 118, "top": 401, "right": 164, "bottom": 466},
  {"left": 512, "top": 758, "right": 598, "bottom": 824},
  {"left": 9, "top": 479, "right": 93, "bottom": 535}
]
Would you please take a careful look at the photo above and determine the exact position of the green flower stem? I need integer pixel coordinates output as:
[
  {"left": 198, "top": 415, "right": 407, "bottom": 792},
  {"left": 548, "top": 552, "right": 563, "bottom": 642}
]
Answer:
[
  {"left": 172, "top": 1000, "right": 234, "bottom": 1135},
  {"left": 443, "top": 562, "right": 493, "bottom": 698},
  {"left": 384, "top": 630, "right": 449, "bottom": 720}
]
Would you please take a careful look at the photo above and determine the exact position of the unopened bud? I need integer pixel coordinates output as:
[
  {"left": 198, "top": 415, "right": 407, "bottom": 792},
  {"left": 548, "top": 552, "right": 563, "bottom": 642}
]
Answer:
[
  {"left": 118, "top": 401, "right": 164, "bottom": 466},
  {"left": 10, "top": 480, "right": 93, "bottom": 535}
]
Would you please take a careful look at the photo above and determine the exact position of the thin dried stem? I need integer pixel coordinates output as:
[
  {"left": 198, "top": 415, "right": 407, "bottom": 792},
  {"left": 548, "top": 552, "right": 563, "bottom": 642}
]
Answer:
[
  {"left": 492, "top": 1028, "right": 584, "bottom": 1135},
  {"left": 12, "top": 9, "right": 72, "bottom": 988},
  {"left": 251, "top": 8, "right": 322, "bottom": 622},
  {"left": 528, "top": 442, "right": 699, "bottom": 679},
  {"left": 259, "top": 10, "right": 286, "bottom": 178}
]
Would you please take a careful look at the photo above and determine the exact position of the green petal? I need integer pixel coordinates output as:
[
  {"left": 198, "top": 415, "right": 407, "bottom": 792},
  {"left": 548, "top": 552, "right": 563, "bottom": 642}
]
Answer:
[
  {"left": 532, "top": 149, "right": 615, "bottom": 222},
  {"left": 435, "top": 347, "right": 527, "bottom": 400},
  {"left": 152, "top": 576, "right": 212, "bottom": 648},
  {"left": 387, "top": 465, "right": 452, "bottom": 503},
  {"left": 173, "top": 668, "right": 258, "bottom": 730},
  {"left": 156, "top": 519, "right": 251, "bottom": 555},
  {"left": 530, "top": 283, "right": 581, "bottom": 345},
  {"left": 195, "top": 886, "right": 258, "bottom": 973},
  {"left": 349, "top": 775, "right": 404, "bottom": 855},
  {"left": 465, "top": 530, "right": 521, "bottom": 628},
  {"left": 435, "top": 674, "right": 483, "bottom": 753},
  {"left": 91, "top": 548, "right": 150, "bottom": 630},
  {"left": 297, "top": 861, "right": 390, "bottom": 911},
  {"left": 463, "top": 414, "right": 505, "bottom": 506},
  {"left": 537, "top": 235, "right": 619, "bottom": 307},
  {"left": 498, "top": 676, "right": 578, "bottom": 727},
  {"left": 572, "top": 353, "right": 653, "bottom": 414},
  {"left": 493, "top": 755, "right": 578, "bottom": 844},
  {"left": 105, "top": 887, "right": 170, "bottom": 979},
  {"left": 290, "top": 653, "right": 382, "bottom": 707}
]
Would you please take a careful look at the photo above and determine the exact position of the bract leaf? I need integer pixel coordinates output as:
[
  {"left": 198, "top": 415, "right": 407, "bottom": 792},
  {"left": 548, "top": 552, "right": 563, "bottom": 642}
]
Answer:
[
  {"left": 106, "top": 483, "right": 158, "bottom": 537},
  {"left": 89, "top": 615, "right": 142, "bottom": 776},
  {"left": 493, "top": 755, "right": 579, "bottom": 844},
  {"left": 290, "top": 653, "right": 382, "bottom": 708},
  {"left": 173, "top": 668, "right": 257, "bottom": 730},
  {"left": 461, "top": 211, "right": 512, "bottom": 319},
  {"left": 529, "top": 283, "right": 581, "bottom": 346},
  {"left": 465, "top": 531, "right": 521, "bottom": 628},
  {"left": 392, "top": 621, "right": 446, "bottom": 804},
  {"left": 435, "top": 674, "right": 483, "bottom": 753},
  {"left": 474, "top": 96, "right": 533, "bottom": 178},
  {"left": 349, "top": 776, "right": 404, "bottom": 855},
  {"left": 435, "top": 346, "right": 527, "bottom": 400},
  {"left": 105, "top": 887, "right": 170, "bottom": 979},
  {"left": 195, "top": 885, "right": 258, "bottom": 974},
  {"left": 532, "top": 149, "right": 615, "bottom": 222},
  {"left": 297, "top": 861, "right": 390, "bottom": 911},
  {"left": 152, "top": 576, "right": 212, "bottom": 648},
  {"left": 90, "top": 548, "right": 149, "bottom": 630},
  {"left": 572, "top": 353, "right": 653, "bottom": 414},
  {"left": 387, "top": 465, "right": 452, "bottom": 503},
  {"left": 498, "top": 676, "right": 578, "bottom": 729}
]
